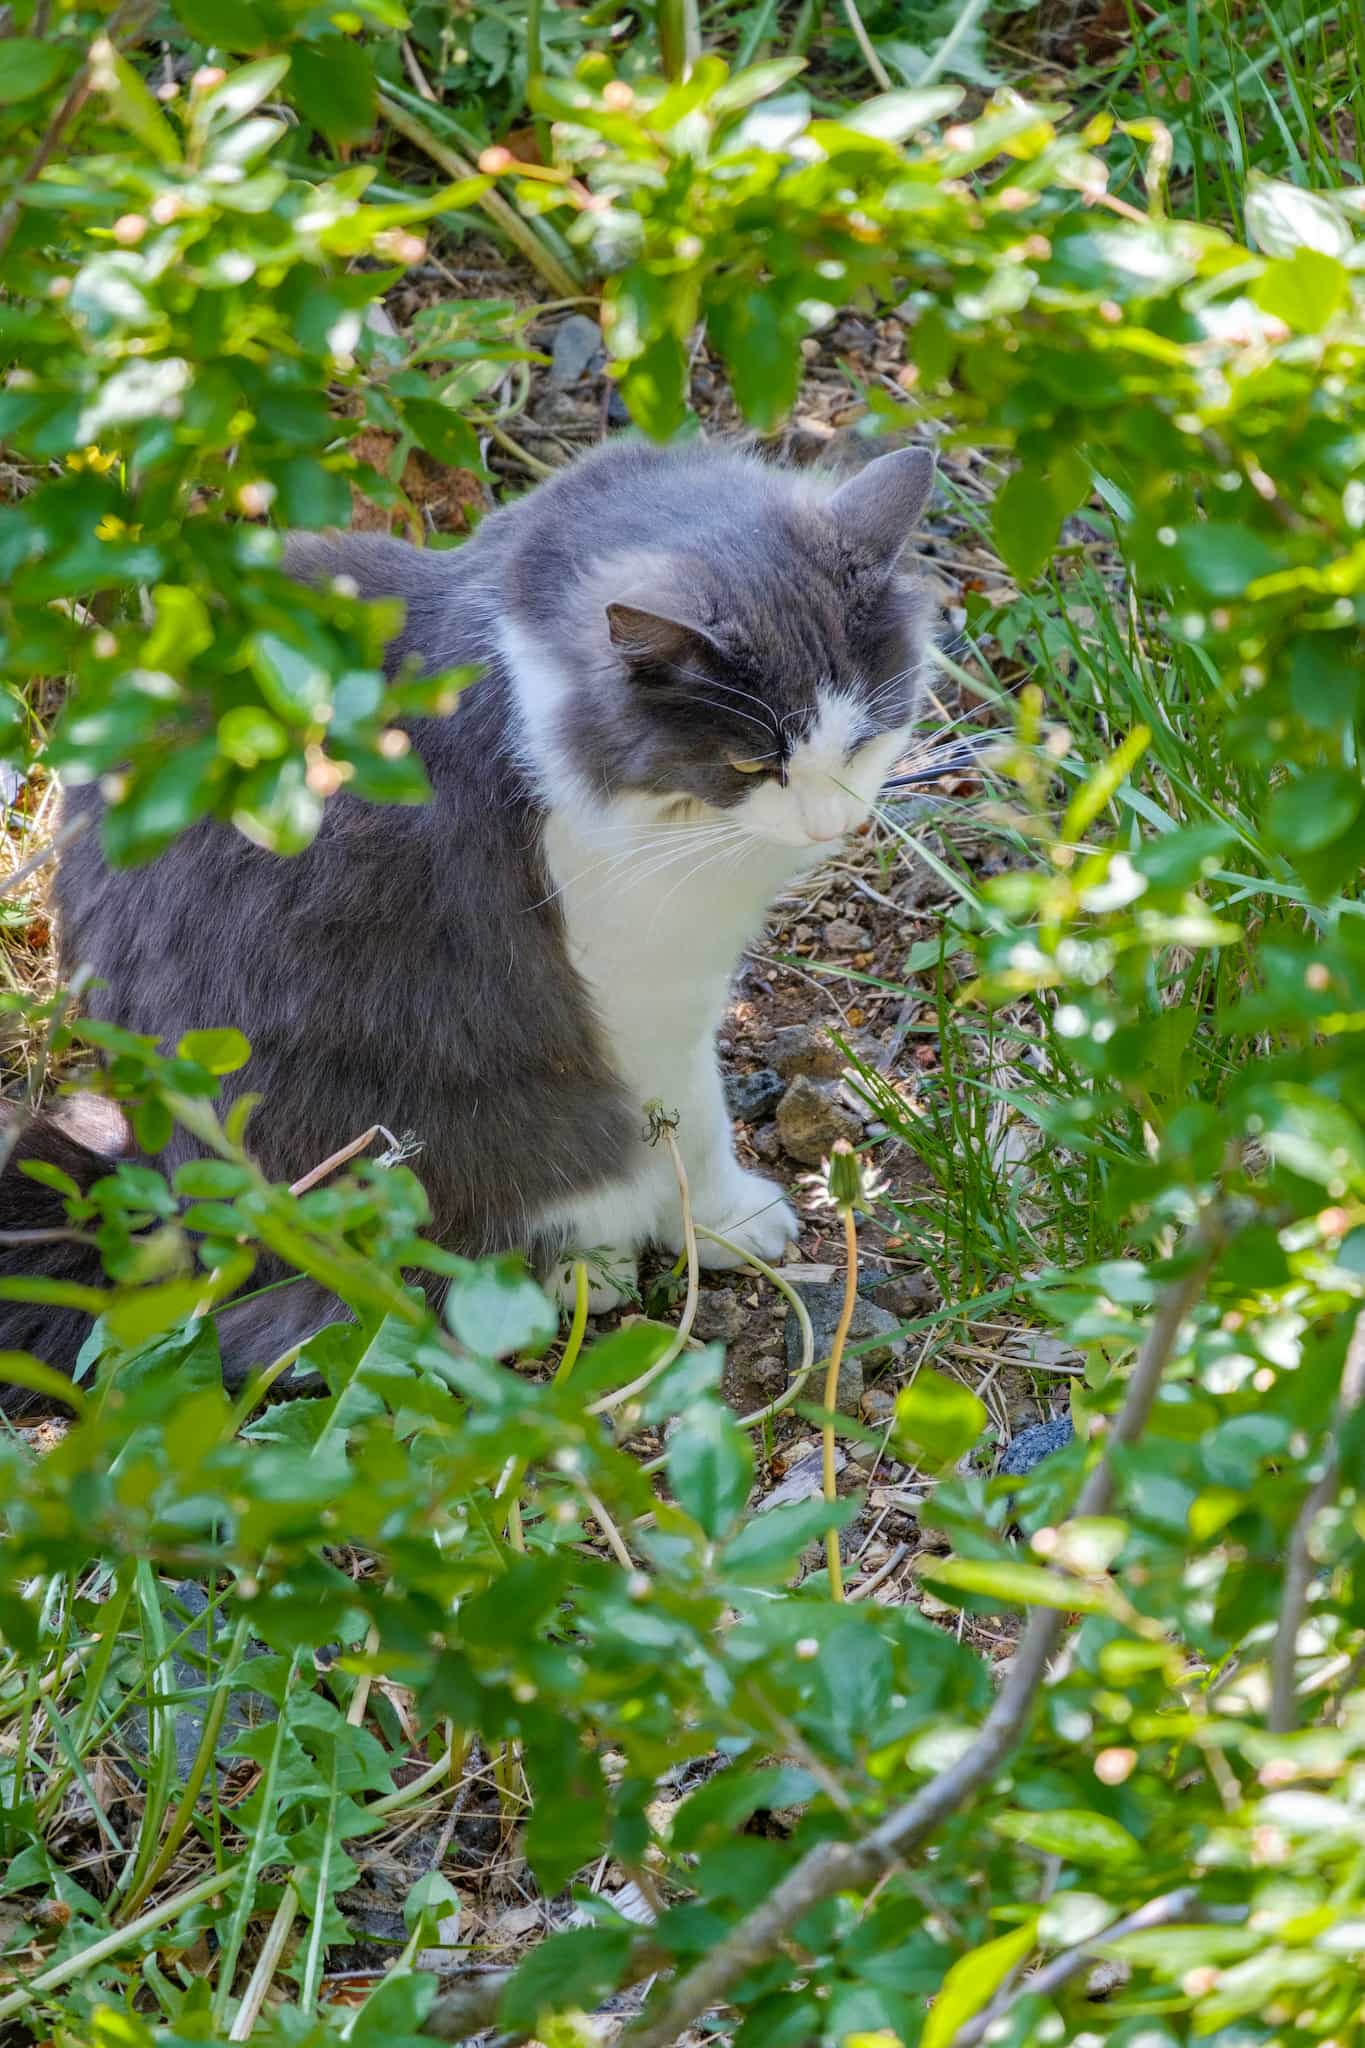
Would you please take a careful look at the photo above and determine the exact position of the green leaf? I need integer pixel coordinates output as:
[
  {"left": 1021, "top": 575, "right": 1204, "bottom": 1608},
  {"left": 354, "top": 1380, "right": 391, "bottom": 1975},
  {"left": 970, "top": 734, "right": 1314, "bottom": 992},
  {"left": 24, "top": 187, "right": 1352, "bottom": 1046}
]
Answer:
[
  {"left": 721, "top": 1496, "right": 857, "bottom": 1580},
  {"left": 444, "top": 1258, "right": 556, "bottom": 1358},
  {"left": 0, "top": 38, "right": 67, "bottom": 104},
  {"left": 104, "top": 1278, "right": 212, "bottom": 1347},
  {"left": 922, "top": 1919, "right": 1039, "bottom": 2048},
  {"left": 199, "top": 56, "right": 291, "bottom": 131},
  {"left": 0, "top": 1352, "right": 87, "bottom": 1416},
  {"left": 177, "top": 1028, "right": 252, "bottom": 1075},
  {"left": 401, "top": 398, "right": 482, "bottom": 471},
  {"left": 671, "top": 1766, "right": 817, "bottom": 1852},
  {"left": 500, "top": 1926, "right": 633, "bottom": 2035},
  {"left": 666, "top": 1399, "right": 754, "bottom": 1538},
  {"left": 919, "top": 1558, "right": 1112, "bottom": 1614},
  {"left": 994, "top": 1807, "right": 1140, "bottom": 1865},
  {"left": 1252, "top": 247, "right": 1350, "bottom": 332},
  {"left": 289, "top": 35, "right": 377, "bottom": 145},
  {"left": 709, "top": 290, "right": 802, "bottom": 432},
  {"left": 1245, "top": 173, "right": 1353, "bottom": 258},
  {"left": 1264, "top": 768, "right": 1362, "bottom": 854},
  {"left": 1170, "top": 521, "right": 1281, "bottom": 598},
  {"left": 171, "top": 0, "right": 270, "bottom": 49},
  {"left": 1061, "top": 725, "right": 1151, "bottom": 846},
  {"left": 892, "top": 1367, "right": 987, "bottom": 1468}
]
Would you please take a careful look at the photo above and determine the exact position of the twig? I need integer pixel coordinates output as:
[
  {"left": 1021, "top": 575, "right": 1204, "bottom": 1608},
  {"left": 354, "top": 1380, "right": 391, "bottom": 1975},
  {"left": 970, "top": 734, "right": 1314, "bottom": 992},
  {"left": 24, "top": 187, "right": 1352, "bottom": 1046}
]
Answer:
[
  {"left": 621, "top": 1223, "right": 1220, "bottom": 2048},
  {"left": 951, "top": 1885, "right": 1209, "bottom": 2048},
  {"left": 229, "top": 1883, "right": 298, "bottom": 2040},
  {"left": 1269, "top": 1305, "right": 1365, "bottom": 1733},
  {"left": 377, "top": 90, "right": 581, "bottom": 299},
  {"left": 582, "top": 1484, "right": 636, "bottom": 1570},
  {"left": 838, "top": 0, "right": 891, "bottom": 87},
  {"left": 0, "top": 962, "right": 96, "bottom": 1181},
  {"left": 289, "top": 1125, "right": 403, "bottom": 1196}
]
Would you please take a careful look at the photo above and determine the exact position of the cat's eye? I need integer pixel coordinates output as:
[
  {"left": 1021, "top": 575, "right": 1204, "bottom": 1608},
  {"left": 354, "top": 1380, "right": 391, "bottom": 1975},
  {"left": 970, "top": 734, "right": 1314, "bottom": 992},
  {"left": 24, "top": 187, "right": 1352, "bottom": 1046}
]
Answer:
[{"left": 729, "top": 757, "right": 768, "bottom": 775}]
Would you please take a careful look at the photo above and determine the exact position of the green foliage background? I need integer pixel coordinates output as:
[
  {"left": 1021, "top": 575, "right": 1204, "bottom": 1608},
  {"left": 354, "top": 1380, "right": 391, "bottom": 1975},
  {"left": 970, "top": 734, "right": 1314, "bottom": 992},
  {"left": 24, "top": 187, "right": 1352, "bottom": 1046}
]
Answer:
[{"left": 4, "top": 3, "right": 1365, "bottom": 2046}]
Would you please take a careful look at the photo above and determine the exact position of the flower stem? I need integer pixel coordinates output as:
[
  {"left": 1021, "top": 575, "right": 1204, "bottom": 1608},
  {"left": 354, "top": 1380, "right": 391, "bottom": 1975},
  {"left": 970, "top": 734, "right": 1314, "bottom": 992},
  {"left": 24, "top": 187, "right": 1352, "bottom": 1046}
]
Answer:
[{"left": 823, "top": 1204, "right": 859, "bottom": 1600}]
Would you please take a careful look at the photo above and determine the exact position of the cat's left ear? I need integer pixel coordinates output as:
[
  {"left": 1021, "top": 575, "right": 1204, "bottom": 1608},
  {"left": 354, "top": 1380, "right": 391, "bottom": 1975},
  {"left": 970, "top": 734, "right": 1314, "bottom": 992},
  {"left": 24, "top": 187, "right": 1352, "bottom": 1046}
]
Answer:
[
  {"left": 606, "top": 602, "right": 720, "bottom": 671},
  {"left": 827, "top": 446, "right": 935, "bottom": 566}
]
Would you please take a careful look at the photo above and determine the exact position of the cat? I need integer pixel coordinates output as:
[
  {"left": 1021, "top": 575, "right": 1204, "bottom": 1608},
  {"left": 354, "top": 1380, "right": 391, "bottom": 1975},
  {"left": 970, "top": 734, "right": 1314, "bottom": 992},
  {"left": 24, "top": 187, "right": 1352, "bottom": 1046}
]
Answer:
[{"left": 0, "top": 437, "right": 936, "bottom": 1388}]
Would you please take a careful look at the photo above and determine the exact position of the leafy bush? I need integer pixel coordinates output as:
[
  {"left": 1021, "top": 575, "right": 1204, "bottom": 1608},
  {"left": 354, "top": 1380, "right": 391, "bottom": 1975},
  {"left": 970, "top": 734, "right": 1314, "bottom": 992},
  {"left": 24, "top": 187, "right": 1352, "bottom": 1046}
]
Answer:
[{"left": 4, "top": 6, "right": 1365, "bottom": 2048}]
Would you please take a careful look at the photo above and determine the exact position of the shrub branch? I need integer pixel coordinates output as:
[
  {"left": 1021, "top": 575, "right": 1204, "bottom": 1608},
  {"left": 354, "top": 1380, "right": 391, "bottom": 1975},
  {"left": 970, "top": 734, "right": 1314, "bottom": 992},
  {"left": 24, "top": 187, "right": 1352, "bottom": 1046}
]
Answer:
[
  {"left": 1269, "top": 1303, "right": 1365, "bottom": 1734},
  {"left": 618, "top": 1223, "right": 1221, "bottom": 2048}
]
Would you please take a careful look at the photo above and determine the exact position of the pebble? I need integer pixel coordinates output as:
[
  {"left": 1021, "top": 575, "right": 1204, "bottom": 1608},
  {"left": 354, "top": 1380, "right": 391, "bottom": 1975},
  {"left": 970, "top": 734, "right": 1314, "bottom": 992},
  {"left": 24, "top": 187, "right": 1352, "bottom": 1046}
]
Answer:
[
  {"left": 823, "top": 916, "right": 869, "bottom": 953},
  {"left": 775, "top": 1073, "right": 862, "bottom": 1165},
  {"left": 872, "top": 1270, "right": 938, "bottom": 1319},
  {"left": 997, "top": 1415, "right": 1075, "bottom": 1477},
  {"left": 724, "top": 1066, "right": 786, "bottom": 1122},
  {"left": 549, "top": 312, "right": 606, "bottom": 387},
  {"left": 693, "top": 1289, "right": 746, "bottom": 1343},
  {"left": 769, "top": 1023, "right": 844, "bottom": 1080}
]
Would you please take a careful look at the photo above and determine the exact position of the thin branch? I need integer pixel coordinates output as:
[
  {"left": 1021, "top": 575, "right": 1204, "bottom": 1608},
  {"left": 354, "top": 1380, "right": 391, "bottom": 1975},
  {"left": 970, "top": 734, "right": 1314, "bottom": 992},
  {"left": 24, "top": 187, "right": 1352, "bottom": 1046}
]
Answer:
[
  {"left": 377, "top": 90, "right": 581, "bottom": 299},
  {"left": 838, "top": 0, "right": 891, "bottom": 88},
  {"left": 1269, "top": 1305, "right": 1365, "bottom": 1734},
  {"left": 952, "top": 1885, "right": 1220, "bottom": 2048},
  {"left": 621, "top": 1223, "right": 1220, "bottom": 2048}
]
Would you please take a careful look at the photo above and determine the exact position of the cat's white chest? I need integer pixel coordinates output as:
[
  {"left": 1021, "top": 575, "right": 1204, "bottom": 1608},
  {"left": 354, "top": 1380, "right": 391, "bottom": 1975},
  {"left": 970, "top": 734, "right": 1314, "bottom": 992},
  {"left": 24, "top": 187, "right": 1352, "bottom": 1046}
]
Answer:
[{"left": 541, "top": 808, "right": 802, "bottom": 1099}]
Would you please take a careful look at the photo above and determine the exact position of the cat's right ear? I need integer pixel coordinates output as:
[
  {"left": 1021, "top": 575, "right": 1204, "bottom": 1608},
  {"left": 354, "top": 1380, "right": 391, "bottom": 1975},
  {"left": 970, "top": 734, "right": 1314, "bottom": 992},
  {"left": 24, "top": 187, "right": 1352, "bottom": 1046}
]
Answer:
[
  {"left": 827, "top": 445, "right": 936, "bottom": 567},
  {"left": 606, "top": 602, "right": 720, "bottom": 672}
]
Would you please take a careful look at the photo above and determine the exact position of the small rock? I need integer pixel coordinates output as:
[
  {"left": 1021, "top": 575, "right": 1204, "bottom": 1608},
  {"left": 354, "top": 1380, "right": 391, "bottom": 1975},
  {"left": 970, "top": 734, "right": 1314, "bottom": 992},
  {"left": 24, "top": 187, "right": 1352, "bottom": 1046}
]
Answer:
[
  {"left": 722, "top": 1350, "right": 785, "bottom": 1414},
  {"left": 724, "top": 1066, "right": 786, "bottom": 1122},
  {"left": 759, "top": 1443, "right": 843, "bottom": 1511},
  {"left": 549, "top": 313, "right": 605, "bottom": 387},
  {"left": 693, "top": 1289, "right": 745, "bottom": 1343},
  {"left": 785, "top": 1282, "right": 905, "bottom": 1412},
  {"left": 823, "top": 916, "right": 869, "bottom": 953},
  {"left": 123, "top": 1581, "right": 273, "bottom": 1783},
  {"left": 749, "top": 1121, "right": 782, "bottom": 1163},
  {"left": 872, "top": 1270, "right": 938, "bottom": 1319},
  {"left": 769, "top": 1024, "right": 844, "bottom": 1081},
  {"left": 776, "top": 1074, "right": 862, "bottom": 1165},
  {"left": 860, "top": 1386, "right": 896, "bottom": 1425},
  {"left": 997, "top": 1415, "right": 1075, "bottom": 1477}
]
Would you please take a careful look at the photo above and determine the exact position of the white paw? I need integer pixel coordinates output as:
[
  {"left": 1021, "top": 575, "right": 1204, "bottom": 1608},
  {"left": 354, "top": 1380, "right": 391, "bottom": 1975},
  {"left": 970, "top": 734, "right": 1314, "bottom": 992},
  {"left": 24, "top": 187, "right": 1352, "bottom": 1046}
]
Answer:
[
  {"left": 694, "top": 1173, "right": 798, "bottom": 1269},
  {"left": 548, "top": 1251, "right": 638, "bottom": 1317}
]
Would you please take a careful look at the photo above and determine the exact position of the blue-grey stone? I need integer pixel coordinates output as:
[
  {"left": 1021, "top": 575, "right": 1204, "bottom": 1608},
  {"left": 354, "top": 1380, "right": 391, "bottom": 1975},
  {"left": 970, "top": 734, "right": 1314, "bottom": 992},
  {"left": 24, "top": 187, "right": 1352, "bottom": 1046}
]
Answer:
[
  {"left": 724, "top": 1067, "right": 785, "bottom": 1122},
  {"left": 550, "top": 313, "right": 605, "bottom": 387},
  {"left": 997, "top": 1415, "right": 1075, "bottom": 1478}
]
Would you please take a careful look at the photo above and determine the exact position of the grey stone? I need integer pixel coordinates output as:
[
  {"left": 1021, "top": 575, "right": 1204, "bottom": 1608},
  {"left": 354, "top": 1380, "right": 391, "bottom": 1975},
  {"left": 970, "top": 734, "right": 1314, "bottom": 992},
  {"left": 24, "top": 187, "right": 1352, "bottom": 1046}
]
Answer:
[
  {"left": 123, "top": 1581, "right": 273, "bottom": 1784},
  {"left": 823, "top": 916, "right": 869, "bottom": 953},
  {"left": 997, "top": 1415, "right": 1075, "bottom": 1477},
  {"left": 549, "top": 313, "right": 605, "bottom": 387},
  {"left": 722, "top": 1350, "right": 785, "bottom": 1413},
  {"left": 724, "top": 1066, "right": 786, "bottom": 1123},
  {"left": 769, "top": 1024, "right": 844, "bottom": 1080},
  {"left": 776, "top": 1074, "right": 862, "bottom": 1166},
  {"left": 872, "top": 1270, "right": 938, "bottom": 1319},
  {"left": 693, "top": 1288, "right": 745, "bottom": 1343},
  {"left": 784, "top": 1281, "right": 905, "bottom": 1412}
]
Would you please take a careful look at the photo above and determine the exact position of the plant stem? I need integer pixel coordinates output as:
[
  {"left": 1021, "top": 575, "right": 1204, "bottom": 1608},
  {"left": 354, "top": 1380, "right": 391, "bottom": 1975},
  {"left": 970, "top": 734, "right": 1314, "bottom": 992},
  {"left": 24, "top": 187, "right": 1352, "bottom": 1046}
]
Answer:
[
  {"left": 656, "top": 0, "right": 701, "bottom": 79},
  {"left": 588, "top": 1122, "right": 698, "bottom": 1415},
  {"left": 0, "top": 1866, "right": 240, "bottom": 2022},
  {"left": 555, "top": 1260, "right": 590, "bottom": 1383},
  {"left": 377, "top": 90, "right": 581, "bottom": 299},
  {"left": 823, "top": 1205, "right": 858, "bottom": 1600},
  {"left": 839, "top": 0, "right": 891, "bottom": 89}
]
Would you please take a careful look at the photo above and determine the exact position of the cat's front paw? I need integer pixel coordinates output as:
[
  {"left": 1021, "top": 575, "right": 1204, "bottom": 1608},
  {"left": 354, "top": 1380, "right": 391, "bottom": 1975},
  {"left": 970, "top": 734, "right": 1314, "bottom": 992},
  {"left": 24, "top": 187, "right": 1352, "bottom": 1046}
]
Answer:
[
  {"left": 548, "top": 1251, "right": 637, "bottom": 1317},
  {"left": 694, "top": 1172, "right": 798, "bottom": 1269}
]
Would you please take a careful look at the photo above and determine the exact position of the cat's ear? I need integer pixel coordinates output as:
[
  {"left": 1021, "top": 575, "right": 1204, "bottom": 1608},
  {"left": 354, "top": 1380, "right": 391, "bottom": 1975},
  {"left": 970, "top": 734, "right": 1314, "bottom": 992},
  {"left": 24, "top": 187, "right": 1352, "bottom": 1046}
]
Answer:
[
  {"left": 606, "top": 602, "right": 719, "bottom": 671},
  {"left": 827, "top": 446, "right": 935, "bottom": 565}
]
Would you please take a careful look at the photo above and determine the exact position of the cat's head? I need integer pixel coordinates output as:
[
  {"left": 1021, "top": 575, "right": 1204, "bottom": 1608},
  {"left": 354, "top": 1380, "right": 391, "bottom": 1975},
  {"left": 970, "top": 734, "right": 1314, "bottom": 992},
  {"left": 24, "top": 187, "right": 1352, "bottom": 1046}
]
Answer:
[{"left": 557, "top": 443, "right": 937, "bottom": 851}]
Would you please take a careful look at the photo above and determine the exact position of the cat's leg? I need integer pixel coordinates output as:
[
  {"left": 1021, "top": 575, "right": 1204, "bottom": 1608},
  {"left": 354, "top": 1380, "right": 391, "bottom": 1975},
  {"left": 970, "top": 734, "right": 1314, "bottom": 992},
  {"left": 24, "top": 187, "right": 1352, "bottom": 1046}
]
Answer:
[
  {"left": 660, "top": 1043, "right": 798, "bottom": 1268},
  {"left": 535, "top": 1169, "right": 654, "bottom": 1315}
]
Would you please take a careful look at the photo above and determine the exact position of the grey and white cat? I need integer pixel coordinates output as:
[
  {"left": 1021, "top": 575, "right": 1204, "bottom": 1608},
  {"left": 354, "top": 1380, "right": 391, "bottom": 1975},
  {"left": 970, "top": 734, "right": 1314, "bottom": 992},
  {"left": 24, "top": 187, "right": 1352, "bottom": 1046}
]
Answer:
[{"left": 0, "top": 438, "right": 935, "bottom": 1380}]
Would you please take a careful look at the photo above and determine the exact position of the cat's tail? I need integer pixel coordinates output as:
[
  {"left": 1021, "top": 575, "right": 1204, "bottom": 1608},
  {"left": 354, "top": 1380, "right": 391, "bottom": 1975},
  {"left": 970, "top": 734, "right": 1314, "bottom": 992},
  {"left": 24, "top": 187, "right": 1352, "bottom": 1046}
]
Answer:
[{"left": 0, "top": 1095, "right": 127, "bottom": 1412}]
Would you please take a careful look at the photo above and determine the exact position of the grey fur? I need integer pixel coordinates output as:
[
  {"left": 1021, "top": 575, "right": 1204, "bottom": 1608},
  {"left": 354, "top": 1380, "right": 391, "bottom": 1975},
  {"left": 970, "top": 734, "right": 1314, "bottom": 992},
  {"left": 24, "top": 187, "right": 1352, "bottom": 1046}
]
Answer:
[{"left": 0, "top": 439, "right": 934, "bottom": 1392}]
